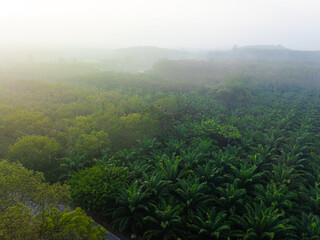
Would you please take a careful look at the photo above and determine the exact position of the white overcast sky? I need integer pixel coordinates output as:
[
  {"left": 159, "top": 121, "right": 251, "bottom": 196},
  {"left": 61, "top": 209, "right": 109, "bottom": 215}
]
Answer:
[{"left": 0, "top": 0, "right": 319, "bottom": 50}]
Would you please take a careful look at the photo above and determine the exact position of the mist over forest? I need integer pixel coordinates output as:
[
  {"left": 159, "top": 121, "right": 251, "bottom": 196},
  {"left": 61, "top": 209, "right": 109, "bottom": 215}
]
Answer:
[
  {"left": 1, "top": 0, "right": 320, "bottom": 239},
  {"left": 1, "top": 44, "right": 320, "bottom": 240}
]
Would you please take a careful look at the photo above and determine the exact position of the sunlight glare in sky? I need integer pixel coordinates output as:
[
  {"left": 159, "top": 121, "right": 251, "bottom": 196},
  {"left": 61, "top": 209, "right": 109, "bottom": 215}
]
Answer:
[{"left": 0, "top": 0, "right": 319, "bottom": 50}]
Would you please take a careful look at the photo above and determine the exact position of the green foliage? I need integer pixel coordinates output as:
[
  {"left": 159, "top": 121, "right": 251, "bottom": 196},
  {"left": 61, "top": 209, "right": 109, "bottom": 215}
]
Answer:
[
  {"left": 73, "top": 131, "right": 109, "bottom": 158},
  {"left": 118, "top": 112, "right": 159, "bottom": 149},
  {"left": 0, "top": 160, "right": 107, "bottom": 240},
  {"left": 0, "top": 202, "right": 39, "bottom": 240},
  {"left": 8, "top": 135, "right": 61, "bottom": 182},
  {"left": 213, "top": 77, "right": 251, "bottom": 108},
  {"left": 198, "top": 118, "right": 241, "bottom": 143},
  {"left": 59, "top": 154, "right": 108, "bottom": 181},
  {"left": 292, "top": 213, "right": 320, "bottom": 239},
  {"left": 37, "top": 207, "right": 107, "bottom": 240},
  {"left": 175, "top": 176, "right": 210, "bottom": 219},
  {"left": 112, "top": 180, "right": 150, "bottom": 235},
  {"left": 68, "top": 165, "right": 128, "bottom": 215},
  {"left": 242, "top": 203, "right": 295, "bottom": 240},
  {"left": 143, "top": 198, "right": 182, "bottom": 240},
  {"left": 0, "top": 160, "right": 44, "bottom": 205},
  {"left": 1, "top": 61, "right": 320, "bottom": 239},
  {"left": 190, "top": 208, "right": 230, "bottom": 240}
]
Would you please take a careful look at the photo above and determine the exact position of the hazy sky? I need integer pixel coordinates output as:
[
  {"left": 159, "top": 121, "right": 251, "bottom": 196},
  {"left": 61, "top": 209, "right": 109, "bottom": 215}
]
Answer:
[{"left": 1, "top": 0, "right": 320, "bottom": 50}]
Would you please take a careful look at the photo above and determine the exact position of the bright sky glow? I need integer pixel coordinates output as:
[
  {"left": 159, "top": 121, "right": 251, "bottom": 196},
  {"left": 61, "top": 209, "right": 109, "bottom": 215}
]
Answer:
[{"left": 0, "top": 0, "right": 319, "bottom": 50}]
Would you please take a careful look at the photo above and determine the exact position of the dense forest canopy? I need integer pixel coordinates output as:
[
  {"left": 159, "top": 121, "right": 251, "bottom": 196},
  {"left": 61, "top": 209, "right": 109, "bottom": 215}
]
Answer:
[{"left": 1, "top": 50, "right": 320, "bottom": 239}]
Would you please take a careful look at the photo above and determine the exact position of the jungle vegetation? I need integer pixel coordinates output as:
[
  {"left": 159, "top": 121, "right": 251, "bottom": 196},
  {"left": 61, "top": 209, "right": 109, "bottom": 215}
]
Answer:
[{"left": 0, "top": 57, "right": 320, "bottom": 239}]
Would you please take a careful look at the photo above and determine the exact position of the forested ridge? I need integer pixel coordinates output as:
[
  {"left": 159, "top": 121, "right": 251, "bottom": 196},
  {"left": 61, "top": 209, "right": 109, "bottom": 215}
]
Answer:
[{"left": 1, "top": 60, "right": 320, "bottom": 239}]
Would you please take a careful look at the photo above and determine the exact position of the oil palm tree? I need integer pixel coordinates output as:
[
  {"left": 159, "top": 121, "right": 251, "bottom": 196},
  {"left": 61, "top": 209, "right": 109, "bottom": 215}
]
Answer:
[
  {"left": 142, "top": 171, "right": 171, "bottom": 199},
  {"left": 228, "top": 163, "right": 265, "bottom": 196},
  {"left": 175, "top": 176, "right": 210, "bottom": 220},
  {"left": 215, "top": 183, "right": 246, "bottom": 216},
  {"left": 291, "top": 212, "right": 320, "bottom": 240},
  {"left": 241, "top": 202, "right": 296, "bottom": 240},
  {"left": 164, "top": 139, "right": 186, "bottom": 156},
  {"left": 305, "top": 184, "right": 320, "bottom": 216},
  {"left": 269, "top": 163, "right": 303, "bottom": 190},
  {"left": 142, "top": 198, "right": 182, "bottom": 240},
  {"left": 157, "top": 156, "right": 187, "bottom": 183},
  {"left": 112, "top": 180, "right": 150, "bottom": 236},
  {"left": 189, "top": 208, "right": 230, "bottom": 240},
  {"left": 255, "top": 182, "right": 297, "bottom": 212},
  {"left": 136, "top": 138, "right": 159, "bottom": 157},
  {"left": 195, "top": 161, "right": 220, "bottom": 189}
]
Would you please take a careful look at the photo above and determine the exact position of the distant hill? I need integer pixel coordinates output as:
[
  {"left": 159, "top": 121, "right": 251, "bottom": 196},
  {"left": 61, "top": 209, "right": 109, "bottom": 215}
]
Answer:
[
  {"left": 100, "top": 45, "right": 320, "bottom": 72},
  {"left": 207, "top": 45, "right": 320, "bottom": 63},
  {"left": 238, "top": 44, "right": 289, "bottom": 50},
  {"left": 152, "top": 59, "right": 320, "bottom": 88},
  {"left": 102, "top": 46, "right": 199, "bottom": 72},
  {"left": 112, "top": 46, "right": 195, "bottom": 59}
]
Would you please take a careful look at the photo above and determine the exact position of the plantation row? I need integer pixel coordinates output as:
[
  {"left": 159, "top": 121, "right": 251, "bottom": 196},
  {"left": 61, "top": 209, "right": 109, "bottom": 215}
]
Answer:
[{"left": 1, "top": 68, "right": 320, "bottom": 239}]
